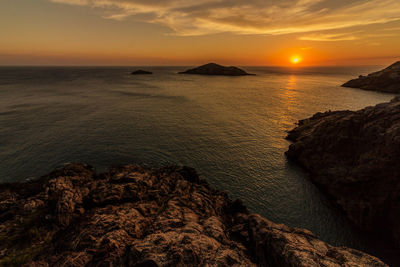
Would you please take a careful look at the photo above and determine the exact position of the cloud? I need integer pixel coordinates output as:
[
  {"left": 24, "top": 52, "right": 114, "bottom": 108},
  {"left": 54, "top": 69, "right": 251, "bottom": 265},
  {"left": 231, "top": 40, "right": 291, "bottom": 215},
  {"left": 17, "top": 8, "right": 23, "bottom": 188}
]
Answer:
[
  {"left": 299, "top": 32, "right": 358, "bottom": 41},
  {"left": 49, "top": 0, "right": 400, "bottom": 36},
  {"left": 382, "top": 26, "right": 400, "bottom": 32},
  {"left": 51, "top": 0, "right": 89, "bottom": 6}
]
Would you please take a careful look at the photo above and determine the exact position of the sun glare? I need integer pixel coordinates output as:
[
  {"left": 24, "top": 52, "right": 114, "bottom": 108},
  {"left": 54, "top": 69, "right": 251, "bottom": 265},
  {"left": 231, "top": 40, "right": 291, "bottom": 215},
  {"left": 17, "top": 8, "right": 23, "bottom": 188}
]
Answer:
[{"left": 291, "top": 56, "right": 302, "bottom": 64}]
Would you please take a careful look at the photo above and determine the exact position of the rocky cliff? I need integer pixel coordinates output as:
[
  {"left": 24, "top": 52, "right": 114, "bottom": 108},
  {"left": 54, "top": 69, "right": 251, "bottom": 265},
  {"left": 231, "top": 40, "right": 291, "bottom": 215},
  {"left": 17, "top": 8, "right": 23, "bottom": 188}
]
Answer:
[
  {"left": 179, "top": 63, "right": 254, "bottom": 76},
  {"left": 0, "top": 163, "right": 386, "bottom": 266},
  {"left": 342, "top": 61, "right": 400, "bottom": 93},
  {"left": 286, "top": 97, "right": 400, "bottom": 251}
]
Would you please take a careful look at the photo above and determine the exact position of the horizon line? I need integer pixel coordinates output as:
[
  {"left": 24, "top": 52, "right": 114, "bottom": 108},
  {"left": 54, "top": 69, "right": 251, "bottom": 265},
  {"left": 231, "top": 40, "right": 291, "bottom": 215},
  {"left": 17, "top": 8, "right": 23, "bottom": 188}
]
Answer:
[{"left": 0, "top": 64, "right": 387, "bottom": 68}]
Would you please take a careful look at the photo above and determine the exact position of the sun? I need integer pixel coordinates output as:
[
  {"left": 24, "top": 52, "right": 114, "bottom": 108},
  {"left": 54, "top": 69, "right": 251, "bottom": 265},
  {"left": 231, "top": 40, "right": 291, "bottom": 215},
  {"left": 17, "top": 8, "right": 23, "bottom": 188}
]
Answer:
[{"left": 290, "top": 56, "right": 302, "bottom": 64}]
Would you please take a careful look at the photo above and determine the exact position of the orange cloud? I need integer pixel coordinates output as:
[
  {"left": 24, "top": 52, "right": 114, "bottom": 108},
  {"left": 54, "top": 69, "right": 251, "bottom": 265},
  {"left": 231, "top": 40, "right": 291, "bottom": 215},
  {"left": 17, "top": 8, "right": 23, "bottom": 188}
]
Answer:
[
  {"left": 299, "top": 33, "right": 358, "bottom": 41},
  {"left": 49, "top": 0, "right": 400, "bottom": 36}
]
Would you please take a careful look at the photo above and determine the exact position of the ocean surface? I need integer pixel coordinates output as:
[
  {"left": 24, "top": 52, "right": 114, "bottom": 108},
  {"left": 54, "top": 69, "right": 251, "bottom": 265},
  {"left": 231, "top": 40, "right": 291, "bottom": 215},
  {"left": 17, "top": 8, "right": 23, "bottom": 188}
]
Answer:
[{"left": 0, "top": 66, "right": 396, "bottom": 253}]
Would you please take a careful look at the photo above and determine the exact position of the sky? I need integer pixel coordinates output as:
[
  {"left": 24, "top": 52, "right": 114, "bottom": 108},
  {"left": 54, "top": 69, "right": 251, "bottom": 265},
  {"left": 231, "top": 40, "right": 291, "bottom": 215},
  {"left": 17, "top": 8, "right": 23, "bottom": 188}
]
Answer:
[{"left": 1, "top": 0, "right": 400, "bottom": 66}]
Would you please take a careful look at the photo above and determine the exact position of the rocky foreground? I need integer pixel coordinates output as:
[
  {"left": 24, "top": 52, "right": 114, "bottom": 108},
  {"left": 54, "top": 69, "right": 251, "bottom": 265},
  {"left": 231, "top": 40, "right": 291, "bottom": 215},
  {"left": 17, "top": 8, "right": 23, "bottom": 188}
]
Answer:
[
  {"left": 342, "top": 61, "right": 400, "bottom": 93},
  {"left": 179, "top": 63, "right": 254, "bottom": 76},
  {"left": 286, "top": 97, "right": 400, "bottom": 252},
  {"left": 0, "top": 164, "right": 386, "bottom": 266}
]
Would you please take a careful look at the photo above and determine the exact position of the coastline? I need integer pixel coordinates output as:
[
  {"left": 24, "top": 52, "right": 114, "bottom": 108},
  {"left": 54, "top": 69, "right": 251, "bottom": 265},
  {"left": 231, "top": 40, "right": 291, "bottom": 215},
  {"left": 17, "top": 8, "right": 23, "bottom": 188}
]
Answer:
[{"left": 286, "top": 97, "right": 400, "bottom": 265}]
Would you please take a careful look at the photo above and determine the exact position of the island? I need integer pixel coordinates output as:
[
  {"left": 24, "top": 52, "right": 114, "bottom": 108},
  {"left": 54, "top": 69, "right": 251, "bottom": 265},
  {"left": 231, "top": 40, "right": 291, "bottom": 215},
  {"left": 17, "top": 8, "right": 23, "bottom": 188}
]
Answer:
[
  {"left": 131, "top": 70, "right": 153, "bottom": 75},
  {"left": 179, "top": 63, "right": 254, "bottom": 76},
  {"left": 0, "top": 163, "right": 386, "bottom": 266},
  {"left": 286, "top": 97, "right": 400, "bottom": 255},
  {"left": 342, "top": 61, "right": 400, "bottom": 93}
]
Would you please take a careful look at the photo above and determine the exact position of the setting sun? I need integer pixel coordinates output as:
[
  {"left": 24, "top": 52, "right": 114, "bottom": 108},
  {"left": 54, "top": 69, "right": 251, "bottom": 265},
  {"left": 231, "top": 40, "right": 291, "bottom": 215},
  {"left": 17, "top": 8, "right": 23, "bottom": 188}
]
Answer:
[{"left": 291, "top": 56, "right": 302, "bottom": 64}]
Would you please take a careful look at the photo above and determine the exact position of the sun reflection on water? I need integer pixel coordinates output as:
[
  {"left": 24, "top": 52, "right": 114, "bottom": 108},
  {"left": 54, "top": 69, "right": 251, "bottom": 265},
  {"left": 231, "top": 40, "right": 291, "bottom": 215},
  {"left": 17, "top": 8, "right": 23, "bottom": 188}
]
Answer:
[
  {"left": 286, "top": 75, "right": 297, "bottom": 91},
  {"left": 276, "top": 75, "right": 299, "bottom": 132}
]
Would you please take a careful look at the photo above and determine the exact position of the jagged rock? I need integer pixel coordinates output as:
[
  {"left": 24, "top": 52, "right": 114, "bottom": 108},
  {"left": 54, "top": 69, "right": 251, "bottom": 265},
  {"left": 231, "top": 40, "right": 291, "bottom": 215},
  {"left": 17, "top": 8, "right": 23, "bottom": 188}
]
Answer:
[
  {"left": 179, "top": 63, "right": 254, "bottom": 76},
  {"left": 131, "top": 70, "right": 152, "bottom": 75},
  {"left": 286, "top": 97, "right": 400, "bottom": 252},
  {"left": 342, "top": 61, "right": 400, "bottom": 93},
  {"left": 0, "top": 163, "right": 386, "bottom": 266}
]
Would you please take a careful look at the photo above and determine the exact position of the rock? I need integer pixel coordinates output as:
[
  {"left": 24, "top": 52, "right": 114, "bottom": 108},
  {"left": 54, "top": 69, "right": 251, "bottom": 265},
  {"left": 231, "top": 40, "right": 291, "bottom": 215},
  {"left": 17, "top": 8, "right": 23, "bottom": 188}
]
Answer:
[
  {"left": 131, "top": 70, "right": 152, "bottom": 75},
  {"left": 179, "top": 63, "right": 254, "bottom": 76},
  {"left": 342, "top": 61, "right": 400, "bottom": 93},
  {"left": 0, "top": 163, "right": 387, "bottom": 266},
  {"left": 286, "top": 97, "right": 400, "bottom": 251}
]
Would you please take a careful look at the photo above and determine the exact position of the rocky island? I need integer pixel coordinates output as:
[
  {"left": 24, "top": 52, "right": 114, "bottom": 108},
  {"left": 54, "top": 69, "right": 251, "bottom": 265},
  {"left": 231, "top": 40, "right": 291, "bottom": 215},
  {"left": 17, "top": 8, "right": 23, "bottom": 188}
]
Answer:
[
  {"left": 342, "top": 61, "right": 400, "bottom": 93},
  {"left": 131, "top": 70, "right": 153, "bottom": 75},
  {"left": 179, "top": 63, "right": 254, "bottom": 76},
  {"left": 286, "top": 97, "right": 400, "bottom": 254},
  {"left": 0, "top": 163, "right": 386, "bottom": 266}
]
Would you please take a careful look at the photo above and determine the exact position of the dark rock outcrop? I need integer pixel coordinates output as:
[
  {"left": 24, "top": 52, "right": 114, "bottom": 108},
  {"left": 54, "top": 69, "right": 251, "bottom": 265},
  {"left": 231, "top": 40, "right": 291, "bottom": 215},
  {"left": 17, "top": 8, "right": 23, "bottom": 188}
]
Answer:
[
  {"left": 179, "top": 63, "right": 254, "bottom": 76},
  {"left": 131, "top": 70, "right": 152, "bottom": 75},
  {"left": 0, "top": 163, "right": 386, "bottom": 266},
  {"left": 342, "top": 61, "right": 400, "bottom": 93},
  {"left": 286, "top": 97, "right": 400, "bottom": 250}
]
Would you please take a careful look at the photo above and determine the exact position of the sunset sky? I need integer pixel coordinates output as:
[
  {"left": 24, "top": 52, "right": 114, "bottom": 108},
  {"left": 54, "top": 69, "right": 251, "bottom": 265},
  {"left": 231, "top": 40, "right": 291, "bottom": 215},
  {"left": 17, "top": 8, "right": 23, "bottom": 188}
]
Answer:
[{"left": 1, "top": 0, "right": 400, "bottom": 66}]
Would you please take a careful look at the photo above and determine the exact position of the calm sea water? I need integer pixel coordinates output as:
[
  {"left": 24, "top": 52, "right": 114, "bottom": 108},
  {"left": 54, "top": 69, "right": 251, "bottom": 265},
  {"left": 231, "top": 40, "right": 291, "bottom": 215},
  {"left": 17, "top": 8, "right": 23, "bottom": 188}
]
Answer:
[{"left": 0, "top": 66, "right": 396, "bottom": 252}]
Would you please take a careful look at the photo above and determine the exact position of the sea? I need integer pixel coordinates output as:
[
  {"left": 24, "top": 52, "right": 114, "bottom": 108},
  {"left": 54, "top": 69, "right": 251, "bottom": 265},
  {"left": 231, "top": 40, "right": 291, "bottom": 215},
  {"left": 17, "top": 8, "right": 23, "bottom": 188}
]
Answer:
[{"left": 0, "top": 66, "right": 396, "bottom": 256}]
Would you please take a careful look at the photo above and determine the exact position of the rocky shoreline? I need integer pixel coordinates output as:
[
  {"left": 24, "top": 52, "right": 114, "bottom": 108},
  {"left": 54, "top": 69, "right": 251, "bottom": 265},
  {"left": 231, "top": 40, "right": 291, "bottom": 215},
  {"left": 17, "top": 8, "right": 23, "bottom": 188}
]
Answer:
[
  {"left": 286, "top": 97, "right": 400, "bottom": 259},
  {"left": 342, "top": 61, "right": 400, "bottom": 93},
  {"left": 0, "top": 163, "right": 387, "bottom": 266}
]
